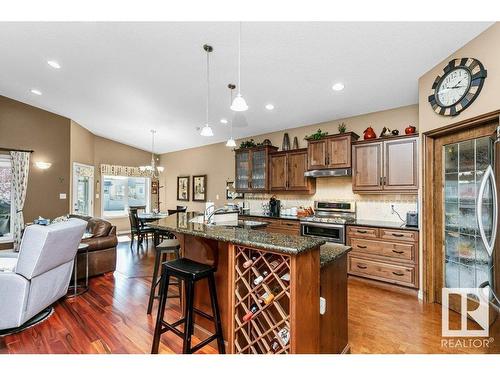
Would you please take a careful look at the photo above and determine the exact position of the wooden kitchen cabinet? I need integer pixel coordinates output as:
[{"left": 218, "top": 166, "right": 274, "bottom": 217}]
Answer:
[
  {"left": 347, "top": 225, "right": 419, "bottom": 289},
  {"left": 352, "top": 134, "right": 418, "bottom": 193},
  {"left": 307, "top": 132, "right": 359, "bottom": 170},
  {"left": 235, "top": 145, "right": 278, "bottom": 193},
  {"left": 352, "top": 142, "right": 383, "bottom": 191},
  {"left": 269, "top": 148, "right": 315, "bottom": 193}
]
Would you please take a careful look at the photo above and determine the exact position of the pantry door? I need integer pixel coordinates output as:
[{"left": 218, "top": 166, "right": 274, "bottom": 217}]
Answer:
[{"left": 429, "top": 120, "right": 498, "bottom": 310}]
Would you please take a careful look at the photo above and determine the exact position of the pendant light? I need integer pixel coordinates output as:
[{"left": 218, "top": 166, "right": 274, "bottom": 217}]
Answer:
[
  {"left": 230, "top": 23, "right": 248, "bottom": 112},
  {"left": 200, "top": 44, "right": 214, "bottom": 137},
  {"left": 226, "top": 84, "right": 237, "bottom": 147}
]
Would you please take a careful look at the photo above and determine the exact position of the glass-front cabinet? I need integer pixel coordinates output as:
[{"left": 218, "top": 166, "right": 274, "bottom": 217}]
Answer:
[
  {"left": 234, "top": 146, "right": 278, "bottom": 193},
  {"left": 443, "top": 136, "right": 495, "bottom": 291}
]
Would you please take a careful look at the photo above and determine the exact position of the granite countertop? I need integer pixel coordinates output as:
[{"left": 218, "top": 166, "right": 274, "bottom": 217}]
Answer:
[
  {"left": 320, "top": 244, "right": 352, "bottom": 268},
  {"left": 149, "top": 212, "right": 325, "bottom": 255},
  {"left": 348, "top": 219, "right": 419, "bottom": 231},
  {"left": 239, "top": 212, "right": 305, "bottom": 221}
]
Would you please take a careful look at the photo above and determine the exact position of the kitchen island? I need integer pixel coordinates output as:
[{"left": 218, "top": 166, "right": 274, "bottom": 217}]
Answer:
[{"left": 149, "top": 212, "right": 349, "bottom": 354}]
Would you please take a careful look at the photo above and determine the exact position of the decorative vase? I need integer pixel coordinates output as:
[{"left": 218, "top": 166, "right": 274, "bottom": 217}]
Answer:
[
  {"left": 405, "top": 125, "right": 416, "bottom": 135},
  {"left": 282, "top": 133, "right": 290, "bottom": 151},
  {"left": 363, "top": 126, "right": 376, "bottom": 140},
  {"left": 292, "top": 136, "right": 299, "bottom": 149}
]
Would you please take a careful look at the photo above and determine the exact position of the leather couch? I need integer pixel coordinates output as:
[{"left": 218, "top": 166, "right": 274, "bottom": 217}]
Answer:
[{"left": 70, "top": 215, "right": 118, "bottom": 278}]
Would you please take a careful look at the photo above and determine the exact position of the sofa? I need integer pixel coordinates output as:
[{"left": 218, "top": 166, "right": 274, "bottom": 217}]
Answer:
[{"left": 69, "top": 215, "right": 118, "bottom": 278}]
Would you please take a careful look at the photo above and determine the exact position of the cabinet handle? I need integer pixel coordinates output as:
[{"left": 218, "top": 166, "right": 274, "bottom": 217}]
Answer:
[
  {"left": 356, "top": 264, "right": 367, "bottom": 269},
  {"left": 380, "top": 176, "right": 383, "bottom": 186},
  {"left": 356, "top": 230, "right": 368, "bottom": 234},
  {"left": 384, "top": 176, "right": 387, "bottom": 185},
  {"left": 391, "top": 233, "right": 405, "bottom": 237},
  {"left": 392, "top": 271, "right": 405, "bottom": 277},
  {"left": 357, "top": 245, "right": 367, "bottom": 249},
  {"left": 392, "top": 250, "right": 404, "bottom": 254}
]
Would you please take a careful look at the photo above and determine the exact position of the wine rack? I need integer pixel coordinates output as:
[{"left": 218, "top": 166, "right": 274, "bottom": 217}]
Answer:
[{"left": 232, "top": 245, "right": 291, "bottom": 354}]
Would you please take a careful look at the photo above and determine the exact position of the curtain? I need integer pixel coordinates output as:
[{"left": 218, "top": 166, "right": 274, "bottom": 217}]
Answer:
[
  {"left": 100, "top": 164, "right": 151, "bottom": 177},
  {"left": 11, "top": 151, "right": 30, "bottom": 251}
]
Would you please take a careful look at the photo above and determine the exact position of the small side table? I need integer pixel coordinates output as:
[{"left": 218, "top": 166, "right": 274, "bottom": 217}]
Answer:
[{"left": 66, "top": 243, "right": 89, "bottom": 298}]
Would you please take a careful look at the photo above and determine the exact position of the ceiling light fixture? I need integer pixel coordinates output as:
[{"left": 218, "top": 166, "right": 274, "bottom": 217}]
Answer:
[
  {"left": 226, "top": 83, "right": 237, "bottom": 148},
  {"left": 139, "top": 129, "right": 164, "bottom": 179},
  {"left": 332, "top": 82, "right": 345, "bottom": 91},
  {"left": 265, "top": 104, "right": 275, "bottom": 110},
  {"left": 220, "top": 118, "right": 228, "bottom": 124},
  {"left": 230, "top": 23, "right": 248, "bottom": 112},
  {"left": 30, "top": 89, "right": 42, "bottom": 95},
  {"left": 200, "top": 44, "right": 214, "bottom": 137},
  {"left": 47, "top": 60, "right": 61, "bottom": 69}
]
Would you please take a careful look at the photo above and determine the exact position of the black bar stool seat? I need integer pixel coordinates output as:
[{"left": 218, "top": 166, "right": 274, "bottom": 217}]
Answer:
[
  {"left": 147, "top": 239, "right": 181, "bottom": 315},
  {"left": 166, "top": 258, "right": 215, "bottom": 280},
  {"left": 151, "top": 257, "right": 225, "bottom": 354}
]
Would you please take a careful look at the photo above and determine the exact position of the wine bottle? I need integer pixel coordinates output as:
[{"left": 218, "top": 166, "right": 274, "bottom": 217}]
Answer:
[
  {"left": 253, "top": 275, "right": 264, "bottom": 285},
  {"left": 269, "top": 339, "right": 280, "bottom": 353},
  {"left": 243, "top": 259, "right": 253, "bottom": 268},
  {"left": 242, "top": 303, "right": 259, "bottom": 322}
]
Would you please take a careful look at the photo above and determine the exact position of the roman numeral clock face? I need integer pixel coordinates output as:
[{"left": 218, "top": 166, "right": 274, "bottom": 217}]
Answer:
[{"left": 428, "top": 58, "right": 487, "bottom": 116}]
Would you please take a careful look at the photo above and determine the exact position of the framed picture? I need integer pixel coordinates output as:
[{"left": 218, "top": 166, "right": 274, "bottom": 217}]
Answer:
[
  {"left": 226, "top": 181, "right": 244, "bottom": 199},
  {"left": 192, "top": 175, "right": 207, "bottom": 202},
  {"left": 177, "top": 176, "right": 190, "bottom": 201}
]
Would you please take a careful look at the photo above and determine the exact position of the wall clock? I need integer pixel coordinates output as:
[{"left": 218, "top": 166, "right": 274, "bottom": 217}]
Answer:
[{"left": 428, "top": 58, "right": 487, "bottom": 116}]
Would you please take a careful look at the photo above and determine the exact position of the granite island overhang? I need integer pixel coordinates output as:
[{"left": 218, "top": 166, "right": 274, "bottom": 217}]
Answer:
[{"left": 149, "top": 212, "right": 350, "bottom": 354}]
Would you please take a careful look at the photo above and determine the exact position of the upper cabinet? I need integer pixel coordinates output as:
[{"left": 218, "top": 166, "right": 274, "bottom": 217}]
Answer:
[
  {"left": 307, "top": 132, "right": 359, "bottom": 170},
  {"left": 235, "top": 145, "right": 278, "bottom": 193},
  {"left": 352, "top": 134, "right": 418, "bottom": 193},
  {"left": 269, "top": 149, "right": 315, "bottom": 193}
]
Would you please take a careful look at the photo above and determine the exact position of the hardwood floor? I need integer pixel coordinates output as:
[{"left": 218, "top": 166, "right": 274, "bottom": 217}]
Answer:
[{"left": 1, "top": 240, "right": 498, "bottom": 354}]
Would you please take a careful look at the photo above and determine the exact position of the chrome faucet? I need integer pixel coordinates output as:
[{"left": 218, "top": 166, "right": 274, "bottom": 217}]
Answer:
[{"left": 205, "top": 207, "right": 228, "bottom": 224}]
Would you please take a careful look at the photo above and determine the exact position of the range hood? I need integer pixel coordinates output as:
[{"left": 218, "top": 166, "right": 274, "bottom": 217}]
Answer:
[{"left": 304, "top": 168, "right": 352, "bottom": 178}]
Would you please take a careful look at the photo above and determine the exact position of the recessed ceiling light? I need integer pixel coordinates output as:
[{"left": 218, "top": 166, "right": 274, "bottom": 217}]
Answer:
[
  {"left": 30, "top": 89, "right": 42, "bottom": 95},
  {"left": 332, "top": 82, "right": 345, "bottom": 91},
  {"left": 220, "top": 118, "right": 228, "bottom": 124},
  {"left": 265, "top": 104, "right": 274, "bottom": 110},
  {"left": 47, "top": 60, "right": 61, "bottom": 69}
]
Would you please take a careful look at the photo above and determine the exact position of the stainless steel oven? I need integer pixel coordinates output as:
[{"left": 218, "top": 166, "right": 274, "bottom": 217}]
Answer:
[{"left": 300, "top": 222, "right": 345, "bottom": 244}]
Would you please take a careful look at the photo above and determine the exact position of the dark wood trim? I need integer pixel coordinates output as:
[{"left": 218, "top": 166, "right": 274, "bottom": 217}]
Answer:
[
  {"left": 0, "top": 147, "right": 34, "bottom": 153},
  {"left": 192, "top": 174, "right": 207, "bottom": 202},
  {"left": 423, "top": 110, "right": 500, "bottom": 138}
]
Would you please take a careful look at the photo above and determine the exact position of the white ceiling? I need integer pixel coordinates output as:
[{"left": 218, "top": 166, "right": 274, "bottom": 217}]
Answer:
[{"left": 0, "top": 22, "right": 493, "bottom": 153}]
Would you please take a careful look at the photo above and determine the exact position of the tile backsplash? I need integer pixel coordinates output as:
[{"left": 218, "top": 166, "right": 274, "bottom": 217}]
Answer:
[{"left": 242, "top": 176, "right": 418, "bottom": 222}]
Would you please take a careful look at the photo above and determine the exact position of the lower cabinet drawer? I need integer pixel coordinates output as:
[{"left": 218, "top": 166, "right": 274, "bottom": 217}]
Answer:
[
  {"left": 348, "top": 255, "right": 417, "bottom": 288},
  {"left": 350, "top": 238, "right": 415, "bottom": 262}
]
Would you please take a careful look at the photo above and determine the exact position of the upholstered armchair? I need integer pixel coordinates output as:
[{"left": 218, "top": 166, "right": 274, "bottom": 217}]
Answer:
[{"left": 0, "top": 218, "right": 87, "bottom": 333}]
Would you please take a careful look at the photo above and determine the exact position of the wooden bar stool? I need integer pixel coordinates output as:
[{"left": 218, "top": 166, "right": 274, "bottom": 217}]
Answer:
[
  {"left": 147, "top": 239, "right": 181, "bottom": 315},
  {"left": 151, "top": 258, "right": 225, "bottom": 354}
]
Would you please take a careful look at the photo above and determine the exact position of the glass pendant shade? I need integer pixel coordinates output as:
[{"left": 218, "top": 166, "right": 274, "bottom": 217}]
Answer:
[
  {"left": 226, "top": 138, "right": 236, "bottom": 147},
  {"left": 231, "top": 93, "right": 248, "bottom": 112},
  {"left": 200, "top": 124, "right": 214, "bottom": 137}
]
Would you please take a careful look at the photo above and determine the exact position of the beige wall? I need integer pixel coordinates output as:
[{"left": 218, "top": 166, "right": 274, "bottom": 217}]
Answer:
[
  {"left": 159, "top": 104, "right": 419, "bottom": 212},
  {"left": 93, "top": 135, "right": 153, "bottom": 231},
  {"left": 419, "top": 23, "right": 500, "bottom": 133},
  {"left": 70, "top": 121, "right": 153, "bottom": 232},
  {"left": 0, "top": 95, "right": 71, "bottom": 222}
]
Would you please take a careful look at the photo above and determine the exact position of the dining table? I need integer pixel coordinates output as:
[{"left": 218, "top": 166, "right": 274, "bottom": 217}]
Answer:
[{"left": 137, "top": 212, "right": 171, "bottom": 245}]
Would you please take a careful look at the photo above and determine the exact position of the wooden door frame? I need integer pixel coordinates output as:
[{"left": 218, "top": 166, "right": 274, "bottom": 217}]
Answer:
[{"left": 422, "top": 109, "right": 500, "bottom": 303}]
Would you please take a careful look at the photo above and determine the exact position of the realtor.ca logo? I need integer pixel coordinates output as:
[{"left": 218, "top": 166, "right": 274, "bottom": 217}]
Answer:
[{"left": 441, "top": 288, "right": 494, "bottom": 349}]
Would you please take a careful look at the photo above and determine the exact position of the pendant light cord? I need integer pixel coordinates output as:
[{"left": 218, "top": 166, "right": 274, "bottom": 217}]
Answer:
[
  {"left": 238, "top": 22, "right": 241, "bottom": 94},
  {"left": 206, "top": 48, "right": 210, "bottom": 125},
  {"left": 230, "top": 87, "right": 234, "bottom": 138}
]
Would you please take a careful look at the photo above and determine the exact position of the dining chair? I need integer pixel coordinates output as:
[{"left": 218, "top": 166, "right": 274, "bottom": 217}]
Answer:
[{"left": 128, "top": 207, "right": 155, "bottom": 248}]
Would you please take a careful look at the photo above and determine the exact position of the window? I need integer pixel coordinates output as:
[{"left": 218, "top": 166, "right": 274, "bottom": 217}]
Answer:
[
  {"left": 0, "top": 155, "right": 13, "bottom": 240},
  {"left": 102, "top": 175, "right": 150, "bottom": 217}
]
